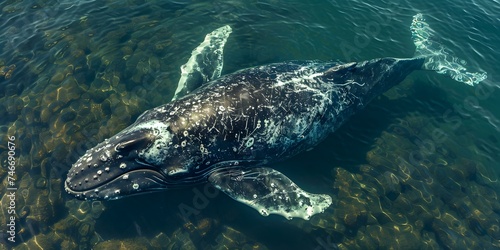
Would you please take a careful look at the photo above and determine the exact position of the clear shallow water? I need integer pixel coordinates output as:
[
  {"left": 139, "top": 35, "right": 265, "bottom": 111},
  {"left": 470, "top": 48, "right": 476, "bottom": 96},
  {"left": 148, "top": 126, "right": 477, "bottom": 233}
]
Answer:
[{"left": 1, "top": 0, "right": 499, "bottom": 249}]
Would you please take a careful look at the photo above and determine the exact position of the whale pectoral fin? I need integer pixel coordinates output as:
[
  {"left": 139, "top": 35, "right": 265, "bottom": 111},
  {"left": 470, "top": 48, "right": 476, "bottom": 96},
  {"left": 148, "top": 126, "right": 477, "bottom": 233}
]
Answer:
[
  {"left": 172, "top": 25, "right": 232, "bottom": 101},
  {"left": 208, "top": 167, "right": 332, "bottom": 220}
]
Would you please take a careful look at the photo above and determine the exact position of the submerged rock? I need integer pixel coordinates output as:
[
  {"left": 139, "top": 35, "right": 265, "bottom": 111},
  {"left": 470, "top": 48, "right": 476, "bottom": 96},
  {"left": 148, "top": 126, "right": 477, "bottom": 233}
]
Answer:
[
  {"left": 328, "top": 113, "right": 500, "bottom": 248},
  {"left": 94, "top": 237, "right": 150, "bottom": 250}
]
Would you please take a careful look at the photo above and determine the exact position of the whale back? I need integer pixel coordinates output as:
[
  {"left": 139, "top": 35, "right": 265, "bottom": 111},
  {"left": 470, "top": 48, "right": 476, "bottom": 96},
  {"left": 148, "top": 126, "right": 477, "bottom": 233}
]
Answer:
[{"left": 321, "top": 57, "right": 425, "bottom": 109}]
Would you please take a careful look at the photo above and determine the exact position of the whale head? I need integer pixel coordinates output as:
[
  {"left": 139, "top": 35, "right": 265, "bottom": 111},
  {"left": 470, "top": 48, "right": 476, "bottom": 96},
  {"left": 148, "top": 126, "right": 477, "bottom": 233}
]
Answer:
[{"left": 65, "top": 117, "right": 193, "bottom": 200}]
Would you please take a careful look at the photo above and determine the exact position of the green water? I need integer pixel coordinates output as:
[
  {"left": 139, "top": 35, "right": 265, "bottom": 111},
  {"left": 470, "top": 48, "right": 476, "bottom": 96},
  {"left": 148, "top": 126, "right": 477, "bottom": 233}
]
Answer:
[{"left": 1, "top": 0, "right": 499, "bottom": 249}]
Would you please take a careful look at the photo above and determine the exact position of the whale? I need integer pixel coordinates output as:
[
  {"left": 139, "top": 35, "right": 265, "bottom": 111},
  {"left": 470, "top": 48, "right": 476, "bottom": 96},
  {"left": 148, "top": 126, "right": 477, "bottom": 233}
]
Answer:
[{"left": 65, "top": 14, "right": 486, "bottom": 220}]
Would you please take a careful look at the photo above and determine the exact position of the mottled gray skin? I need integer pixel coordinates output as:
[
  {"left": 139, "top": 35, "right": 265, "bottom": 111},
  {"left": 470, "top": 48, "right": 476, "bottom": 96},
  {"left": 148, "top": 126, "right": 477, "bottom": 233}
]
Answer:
[{"left": 65, "top": 57, "right": 424, "bottom": 200}]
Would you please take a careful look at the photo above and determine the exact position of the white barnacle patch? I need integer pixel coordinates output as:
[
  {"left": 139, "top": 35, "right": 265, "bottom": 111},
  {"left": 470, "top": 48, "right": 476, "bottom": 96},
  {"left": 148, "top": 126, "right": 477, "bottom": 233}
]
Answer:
[
  {"left": 99, "top": 154, "right": 108, "bottom": 162},
  {"left": 105, "top": 167, "right": 110, "bottom": 172},
  {"left": 225, "top": 167, "right": 333, "bottom": 220},
  {"left": 245, "top": 137, "right": 254, "bottom": 147},
  {"left": 119, "top": 163, "right": 127, "bottom": 169},
  {"left": 260, "top": 209, "right": 269, "bottom": 216},
  {"left": 200, "top": 144, "right": 209, "bottom": 155},
  {"left": 181, "top": 140, "right": 187, "bottom": 147},
  {"left": 114, "top": 189, "right": 120, "bottom": 194},
  {"left": 155, "top": 106, "right": 167, "bottom": 113},
  {"left": 132, "top": 183, "right": 139, "bottom": 190},
  {"left": 128, "top": 120, "right": 173, "bottom": 166},
  {"left": 97, "top": 170, "right": 102, "bottom": 175},
  {"left": 123, "top": 174, "right": 129, "bottom": 180},
  {"left": 153, "top": 129, "right": 160, "bottom": 136},
  {"left": 292, "top": 116, "right": 311, "bottom": 136},
  {"left": 183, "top": 130, "right": 189, "bottom": 137},
  {"left": 168, "top": 167, "right": 188, "bottom": 176}
]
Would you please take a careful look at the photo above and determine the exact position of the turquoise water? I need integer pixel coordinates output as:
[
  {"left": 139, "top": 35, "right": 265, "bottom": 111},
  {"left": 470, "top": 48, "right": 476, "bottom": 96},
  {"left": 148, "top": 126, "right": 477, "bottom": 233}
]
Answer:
[{"left": 1, "top": 0, "right": 499, "bottom": 249}]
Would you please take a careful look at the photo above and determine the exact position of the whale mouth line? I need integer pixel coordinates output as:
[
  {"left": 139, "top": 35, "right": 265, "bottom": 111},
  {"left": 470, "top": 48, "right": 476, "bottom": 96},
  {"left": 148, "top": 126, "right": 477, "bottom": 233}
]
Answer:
[{"left": 65, "top": 168, "right": 168, "bottom": 194}]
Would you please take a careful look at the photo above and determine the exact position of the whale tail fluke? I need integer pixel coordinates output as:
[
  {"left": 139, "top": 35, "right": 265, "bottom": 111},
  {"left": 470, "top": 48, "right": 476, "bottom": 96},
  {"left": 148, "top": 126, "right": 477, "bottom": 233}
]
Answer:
[{"left": 410, "top": 14, "right": 487, "bottom": 86}]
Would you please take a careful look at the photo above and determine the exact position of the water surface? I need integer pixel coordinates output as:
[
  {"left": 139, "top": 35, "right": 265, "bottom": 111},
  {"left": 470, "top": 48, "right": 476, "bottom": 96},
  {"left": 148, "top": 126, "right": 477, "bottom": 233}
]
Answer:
[{"left": 1, "top": 0, "right": 499, "bottom": 249}]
